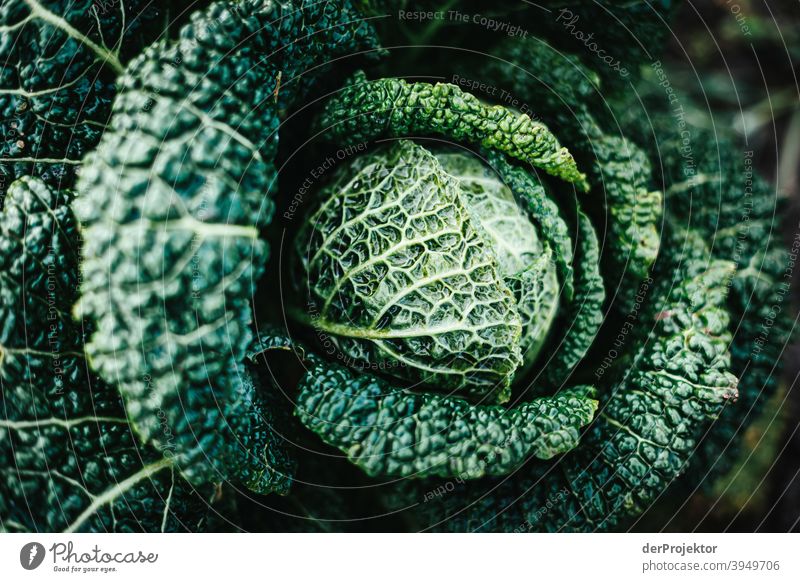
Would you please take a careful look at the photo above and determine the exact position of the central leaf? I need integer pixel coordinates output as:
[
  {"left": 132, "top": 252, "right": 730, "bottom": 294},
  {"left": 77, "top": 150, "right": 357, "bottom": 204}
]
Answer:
[
  {"left": 293, "top": 140, "right": 559, "bottom": 402},
  {"left": 435, "top": 152, "right": 560, "bottom": 372}
]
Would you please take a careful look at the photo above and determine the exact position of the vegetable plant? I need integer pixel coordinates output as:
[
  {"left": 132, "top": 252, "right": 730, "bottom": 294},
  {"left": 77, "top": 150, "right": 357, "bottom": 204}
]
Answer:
[{"left": 0, "top": 0, "right": 793, "bottom": 532}]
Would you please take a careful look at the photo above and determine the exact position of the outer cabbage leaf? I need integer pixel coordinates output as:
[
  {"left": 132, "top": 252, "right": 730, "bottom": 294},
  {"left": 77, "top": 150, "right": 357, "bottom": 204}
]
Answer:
[
  {"left": 400, "top": 229, "right": 739, "bottom": 531},
  {"left": 75, "top": 0, "right": 381, "bottom": 490},
  {"left": 297, "top": 362, "right": 596, "bottom": 480},
  {"left": 482, "top": 38, "right": 662, "bottom": 302},
  {"left": 614, "top": 93, "right": 794, "bottom": 489},
  {"left": 249, "top": 331, "right": 597, "bottom": 481},
  {"left": 0, "top": 0, "right": 179, "bottom": 200},
  {"left": 316, "top": 71, "right": 589, "bottom": 190},
  {"left": 0, "top": 177, "right": 208, "bottom": 532},
  {"left": 543, "top": 211, "right": 605, "bottom": 386}
]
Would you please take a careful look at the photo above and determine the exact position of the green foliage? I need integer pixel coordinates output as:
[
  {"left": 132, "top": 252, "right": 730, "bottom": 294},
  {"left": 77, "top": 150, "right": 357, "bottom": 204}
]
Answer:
[
  {"left": 0, "top": 177, "right": 207, "bottom": 532},
  {"left": 75, "top": 0, "right": 380, "bottom": 490},
  {"left": 317, "top": 72, "right": 589, "bottom": 189},
  {"left": 402, "top": 229, "right": 740, "bottom": 531},
  {"left": 0, "top": 0, "right": 790, "bottom": 534},
  {"left": 297, "top": 362, "right": 596, "bottom": 479},
  {"left": 0, "top": 0, "right": 179, "bottom": 201},
  {"left": 610, "top": 86, "right": 794, "bottom": 491},
  {"left": 282, "top": 13, "right": 786, "bottom": 531},
  {"left": 292, "top": 140, "right": 567, "bottom": 403},
  {"left": 482, "top": 37, "right": 663, "bottom": 302},
  {"left": 251, "top": 330, "right": 597, "bottom": 480},
  {"left": 0, "top": 0, "right": 217, "bottom": 533}
]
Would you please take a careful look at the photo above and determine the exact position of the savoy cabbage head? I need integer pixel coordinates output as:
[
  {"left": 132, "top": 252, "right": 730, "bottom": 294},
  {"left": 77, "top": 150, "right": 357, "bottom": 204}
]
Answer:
[{"left": 0, "top": 0, "right": 793, "bottom": 532}]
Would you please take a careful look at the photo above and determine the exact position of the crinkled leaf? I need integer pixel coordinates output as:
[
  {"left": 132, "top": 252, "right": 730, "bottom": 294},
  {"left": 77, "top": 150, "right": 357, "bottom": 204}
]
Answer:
[
  {"left": 316, "top": 71, "right": 589, "bottom": 189},
  {"left": 406, "top": 229, "right": 738, "bottom": 531},
  {"left": 0, "top": 0, "right": 177, "bottom": 200},
  {"left": 433, "top": 151, "right": 560, "bottom": 373},
  {"left": 615, "top": 95, "right": 794, "bottom": 488},
  {"left": 75, "top": 0, "right": 380, "bottom": 490},
  {"left": 543, "top": 212, "right": 605, "bottom": 386},
  {"left": 483, "top": 38, "right": 662, "bottom": 300},
  {"left": 0, "top": 177, "right": 208, "bottom": 532},
  {"left": 292, "top": 140, "right": 522, "bottom": 403},
  {"left": 297, "top": 360, "right": 596, "bottom": 479}
]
